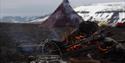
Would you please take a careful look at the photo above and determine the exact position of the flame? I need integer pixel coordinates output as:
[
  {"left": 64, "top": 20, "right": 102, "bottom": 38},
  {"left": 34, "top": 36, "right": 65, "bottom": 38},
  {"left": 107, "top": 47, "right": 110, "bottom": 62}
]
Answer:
[
  {"left": 65, "top": 33, "right": 86, "bottom": 51},
  {"left": 96, "top": 41, "right": 109, "bottom": 53},
  {"left": 66, "top": 44, "right": 81, "bottom": 51},
  {"left": 75, "top": 35, "right": 85, "bottom": 40}
]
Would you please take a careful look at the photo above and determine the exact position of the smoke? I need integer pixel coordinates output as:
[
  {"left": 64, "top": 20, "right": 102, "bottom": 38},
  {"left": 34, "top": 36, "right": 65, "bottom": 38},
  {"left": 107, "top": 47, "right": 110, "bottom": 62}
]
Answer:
[{"left": 49, "top": 29, "right": 60, "bottom": 41}]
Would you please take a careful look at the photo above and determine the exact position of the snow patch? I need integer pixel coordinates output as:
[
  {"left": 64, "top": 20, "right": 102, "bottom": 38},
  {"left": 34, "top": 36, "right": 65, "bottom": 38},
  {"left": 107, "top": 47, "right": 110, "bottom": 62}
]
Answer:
[{"left": 29, "top": 16, "right": 49, "bottom": 23}]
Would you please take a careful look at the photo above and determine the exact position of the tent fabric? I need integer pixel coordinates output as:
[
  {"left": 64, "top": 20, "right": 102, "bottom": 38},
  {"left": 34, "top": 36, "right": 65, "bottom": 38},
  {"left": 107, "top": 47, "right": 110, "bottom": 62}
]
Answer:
[{"left": 40, "top": 0, "right": 83, "bottom": 28}]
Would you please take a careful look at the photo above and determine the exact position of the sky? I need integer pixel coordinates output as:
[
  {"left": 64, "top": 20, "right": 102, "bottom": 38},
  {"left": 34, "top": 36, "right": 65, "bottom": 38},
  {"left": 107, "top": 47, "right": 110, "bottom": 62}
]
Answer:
[{"left": 0, "top": 0, "right": 125, "bottom": 17}]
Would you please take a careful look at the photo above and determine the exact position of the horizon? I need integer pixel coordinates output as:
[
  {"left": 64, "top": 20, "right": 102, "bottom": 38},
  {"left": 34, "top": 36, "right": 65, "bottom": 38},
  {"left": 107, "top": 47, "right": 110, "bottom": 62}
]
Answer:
[{"left": 0, "top": 0, "right": 124, "bottom": 17}]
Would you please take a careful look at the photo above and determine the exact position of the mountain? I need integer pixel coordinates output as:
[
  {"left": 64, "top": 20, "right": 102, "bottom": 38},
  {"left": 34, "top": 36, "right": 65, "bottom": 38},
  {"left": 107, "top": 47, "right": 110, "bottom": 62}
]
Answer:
[
  {"left": 75, "top": 2, "right": 125, "bottom": 13},
  {"left": 0, "top": 16, "right": 39, "bottom": 23},
  {"left": 31, "top": 2, "right": 125, "bottom": 24},
  {"left": 29, "top": 16, "right": 49, "bottom": 23},
  {"left": 74, "top": 2, "right": 125, "bottom": 22}
]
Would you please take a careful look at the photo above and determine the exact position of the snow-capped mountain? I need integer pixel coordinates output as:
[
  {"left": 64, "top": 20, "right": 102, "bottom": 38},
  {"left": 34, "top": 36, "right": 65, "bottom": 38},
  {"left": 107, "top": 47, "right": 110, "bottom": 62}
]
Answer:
[
  {"left": 3, "top": 1, "right": 124, "bottom": 24},
  {"left": 31, "top": 2, "right": 124, "bottom": 24},
  {"left": 29, "top": 16, "right": 49, "bottom": 23},
  {"left": 74, "top": 2, "right": 125, "bottom": 23},
  {"left": 75, "top": 2, "right": 125, "bottom": 13},
  {"left": 0, "top": 16, "right": 39, "bottom": 23}
]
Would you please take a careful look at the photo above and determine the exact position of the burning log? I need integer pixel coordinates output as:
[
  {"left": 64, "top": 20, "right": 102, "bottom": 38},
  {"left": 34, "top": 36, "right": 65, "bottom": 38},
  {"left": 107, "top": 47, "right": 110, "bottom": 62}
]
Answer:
[
  {"left": 43, "top": 21, "right": 125, "bottom": 63},
  {"left": 45, "top": 24, "right": 118, "bottom": 56}
]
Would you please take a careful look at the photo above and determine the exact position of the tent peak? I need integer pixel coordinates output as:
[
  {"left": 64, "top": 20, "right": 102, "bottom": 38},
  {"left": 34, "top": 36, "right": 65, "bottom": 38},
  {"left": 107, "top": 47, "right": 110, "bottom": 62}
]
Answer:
[{"left": 63, "top": 0, "right": 69, "bottom": 3}]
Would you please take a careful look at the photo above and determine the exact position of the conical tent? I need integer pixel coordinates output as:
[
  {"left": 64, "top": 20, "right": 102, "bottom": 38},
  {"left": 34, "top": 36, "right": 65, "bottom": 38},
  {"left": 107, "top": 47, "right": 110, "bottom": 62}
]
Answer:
[
  {"left": 40, "top": 0, "right": 84, "bottom": 41},
  {"left": 41, "top": 0, "right": 83, "bottom": 28}
]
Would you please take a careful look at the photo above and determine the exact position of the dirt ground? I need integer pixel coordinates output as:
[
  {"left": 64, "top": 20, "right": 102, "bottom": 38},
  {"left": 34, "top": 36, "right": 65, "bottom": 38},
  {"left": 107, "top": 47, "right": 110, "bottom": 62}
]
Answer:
[{"left": 110, "top": 27, "right": 125, "bottom": 41}]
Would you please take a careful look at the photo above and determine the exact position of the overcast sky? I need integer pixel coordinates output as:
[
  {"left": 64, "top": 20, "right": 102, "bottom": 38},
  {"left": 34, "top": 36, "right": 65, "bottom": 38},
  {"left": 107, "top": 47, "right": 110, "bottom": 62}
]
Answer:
[{"left": 0, "top": 0, "right": 124, "bottom": 17}]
